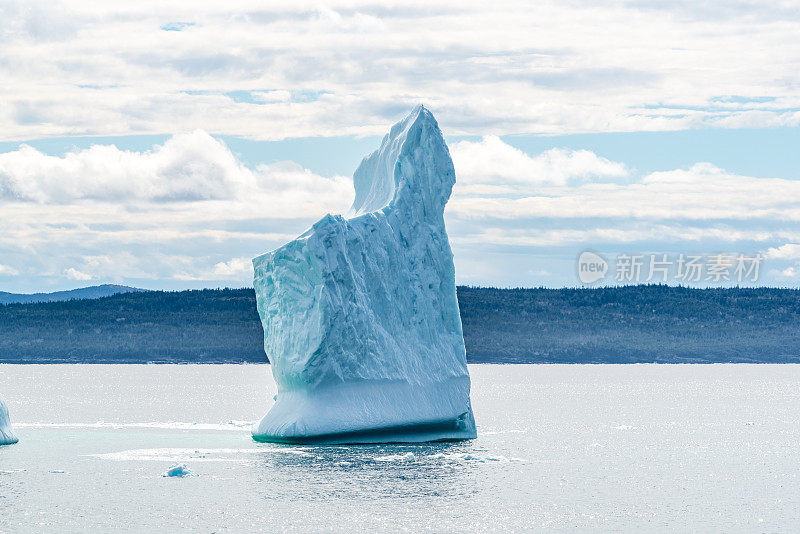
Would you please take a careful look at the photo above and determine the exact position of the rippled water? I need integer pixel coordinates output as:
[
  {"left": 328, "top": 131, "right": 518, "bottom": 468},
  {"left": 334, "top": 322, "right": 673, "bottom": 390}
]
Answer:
[{"left": 2, "top": 364, "right": 800, "bottom": 532}]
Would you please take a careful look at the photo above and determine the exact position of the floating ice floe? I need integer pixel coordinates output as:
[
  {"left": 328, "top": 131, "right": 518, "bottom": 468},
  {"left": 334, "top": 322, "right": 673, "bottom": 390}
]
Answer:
[{"left": 251, "top": 106, "right": 476, "bottom": 444}]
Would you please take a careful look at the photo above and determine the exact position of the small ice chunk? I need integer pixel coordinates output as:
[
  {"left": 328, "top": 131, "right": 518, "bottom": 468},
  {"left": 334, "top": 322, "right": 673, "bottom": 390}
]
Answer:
[{"left": 162, "top": 463, "right": 197, "bottom": 478}]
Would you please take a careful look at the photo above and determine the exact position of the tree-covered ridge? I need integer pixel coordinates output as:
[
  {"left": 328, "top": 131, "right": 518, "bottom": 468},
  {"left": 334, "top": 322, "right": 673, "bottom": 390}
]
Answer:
[
  {"left": 0, "top": 288, "right": 264, "bottom": 363},
  {"left": 0, "top": 284, "right": 143, "bottom": 305},
  {"left": 1, "top": 285, "right": 800, "bottom": 363},
  {"left": 457, "top": 285, "right": 800, "bottom": 363}
]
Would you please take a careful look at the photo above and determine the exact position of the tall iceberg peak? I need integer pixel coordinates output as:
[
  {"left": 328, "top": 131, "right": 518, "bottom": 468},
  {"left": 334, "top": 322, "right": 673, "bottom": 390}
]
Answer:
[
  {"left": 0, "top": 393, "right": 18, "bottom": 445},
  {"left": 347, "top": 105, "right": 453, "bottom": 219},
  {"left": 251, "top": 105, "right": 476, "bottom": 444}
]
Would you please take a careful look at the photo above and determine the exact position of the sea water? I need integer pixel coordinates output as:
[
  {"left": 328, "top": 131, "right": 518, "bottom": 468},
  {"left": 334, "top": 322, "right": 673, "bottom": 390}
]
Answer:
[{"left": 2, "top": 364, "right": 800, "bottom": 532}]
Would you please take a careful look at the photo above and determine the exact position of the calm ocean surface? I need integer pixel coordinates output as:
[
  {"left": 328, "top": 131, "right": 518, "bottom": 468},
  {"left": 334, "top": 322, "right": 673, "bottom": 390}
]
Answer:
[{"left": 2, "top": 364, "right": 800, "bottom": 532}]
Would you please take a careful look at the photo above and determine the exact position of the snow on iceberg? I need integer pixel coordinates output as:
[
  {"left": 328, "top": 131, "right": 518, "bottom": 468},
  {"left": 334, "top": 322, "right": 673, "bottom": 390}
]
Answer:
[
  {"left": 0, "top": 393, "right": 18, "bottom": 445},
  {"left": 252, "top": 105, "right": 476, "bottom": 444}
]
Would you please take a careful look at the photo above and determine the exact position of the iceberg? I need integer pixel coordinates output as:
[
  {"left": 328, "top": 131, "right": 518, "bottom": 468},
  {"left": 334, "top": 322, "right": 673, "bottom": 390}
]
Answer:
[
  {"left": 0, "top": 393, "right": 18, "bottom": 445},
  {"left": 252, "top": 105, "right": 476, "bottom": 444}
]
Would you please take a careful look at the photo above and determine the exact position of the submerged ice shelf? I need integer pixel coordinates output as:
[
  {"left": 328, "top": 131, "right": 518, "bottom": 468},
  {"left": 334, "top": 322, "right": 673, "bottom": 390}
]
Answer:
[
  {"left": 251, "top": 106, "right": 476, "bottom": 444},
  {"left": 0, "top": 393, "right": 18, "bottom": 445}
]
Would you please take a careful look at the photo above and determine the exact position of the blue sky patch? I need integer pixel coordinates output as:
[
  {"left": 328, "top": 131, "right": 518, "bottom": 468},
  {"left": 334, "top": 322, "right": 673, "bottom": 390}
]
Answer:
[{"left": 160, "top": 22, "right": 195, "bottom": 32}]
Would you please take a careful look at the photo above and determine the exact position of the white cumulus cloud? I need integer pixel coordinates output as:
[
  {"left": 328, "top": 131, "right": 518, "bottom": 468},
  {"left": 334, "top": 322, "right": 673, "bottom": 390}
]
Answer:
[
  {"left": 448, "top": 159, "right": 800, "bottom": 222},
  {"left": 0, "top": 130, "right": 353, "bottom": 212},
  {"left": 213, "top": 257, "right": 253, "bottom": 278},
  {"left": 0, "top": 264, "right": 19, "bottom": 276},
  {"left": 64, "top": 267, "right": 92, "bottom": 281},
  {"left": 0, "top": 131, "right": 251, "bottom": 203},
  {"left": 451, "top": 136, "right": 628, "bottom": 186},
  {"left": 765, "top": 244, "right": 800, "bottom": 260}
]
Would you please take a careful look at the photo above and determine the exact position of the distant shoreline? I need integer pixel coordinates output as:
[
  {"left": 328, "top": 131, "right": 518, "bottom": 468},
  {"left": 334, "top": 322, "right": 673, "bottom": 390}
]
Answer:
[
  {"left": 2, "top": 285, "right": 800, "bottom": 364},
  {"left": 3, "top": 362, "right": 800, "bottom": 365}
]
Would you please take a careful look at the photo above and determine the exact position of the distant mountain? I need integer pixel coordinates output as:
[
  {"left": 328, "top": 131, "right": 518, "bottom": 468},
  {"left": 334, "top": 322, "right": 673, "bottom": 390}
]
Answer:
[{"left": 0, "top": 284, "right": 146, "bottom": 305}]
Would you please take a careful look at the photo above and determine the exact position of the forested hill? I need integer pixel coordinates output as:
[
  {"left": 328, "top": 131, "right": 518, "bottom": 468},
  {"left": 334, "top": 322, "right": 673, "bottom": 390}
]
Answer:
[
  {"left": 0, "top": 284, "right": 144, "bottom": 305},
  {"left": 2, "top": 285, "right": 800, "bottom": 364}
]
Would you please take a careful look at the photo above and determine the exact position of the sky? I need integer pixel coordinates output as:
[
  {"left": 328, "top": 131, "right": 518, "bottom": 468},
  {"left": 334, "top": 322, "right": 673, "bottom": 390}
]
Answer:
[{"left": 3, "top": 0, "right": 800, "bottom": 292}]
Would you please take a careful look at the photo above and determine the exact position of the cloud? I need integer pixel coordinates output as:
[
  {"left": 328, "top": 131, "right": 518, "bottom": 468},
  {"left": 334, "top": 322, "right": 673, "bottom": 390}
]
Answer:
[
  {"left": 765, "top": 244, "right": 800, "bottom": 260},
  {"left": 0, "top": 133, "right": 355, "bottom": 290},
  {"left": 0, "top": 131, "right": 249, "bottom": 202},
  {"left": 0, "top": 264, "right": 19, "bottom": 276},
  {"left": 448, "top": 155, "right": 800, "bottom": 222},
  {"left": 778, "top": 266, "right": 800, "bottom": 279},
  {"left": 451, "top": 136, "right": 628, "bottom": 186},
  {"left": 0, "top": 131, "right": 352, "bottom": 209},
  {"left": 2, "top": 2, "right": 800, "bottom": 139},
  {"left": 252, "top": 90, "right": 292, "bottom": 103},
  {"left": 64, "top": 267, "right": 92, "bottom": 281},
  {"left": 3, "top": 130, "right": 800, "bottom": 290},
  {"left": 0, "top": 0, "right": 76, "bottom": 42},
  {"left": 213, "top": 257, "right": 253, "bottom": 278},
  {"left": 438, "top": 135, "right": 800, "bottom": 286}
]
